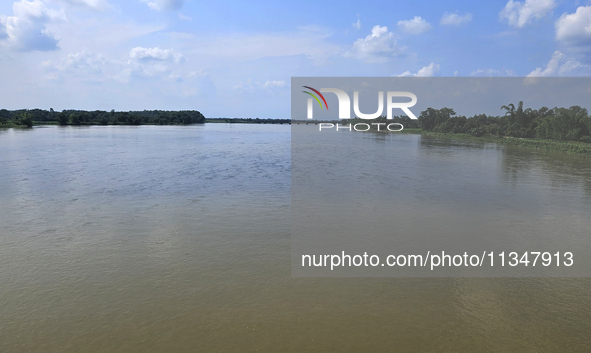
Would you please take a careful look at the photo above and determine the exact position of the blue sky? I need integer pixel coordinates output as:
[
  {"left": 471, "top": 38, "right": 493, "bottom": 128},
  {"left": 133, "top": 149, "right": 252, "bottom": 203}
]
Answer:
[{"left": 1, "top": 0, "right": 591, "bottom": 118}]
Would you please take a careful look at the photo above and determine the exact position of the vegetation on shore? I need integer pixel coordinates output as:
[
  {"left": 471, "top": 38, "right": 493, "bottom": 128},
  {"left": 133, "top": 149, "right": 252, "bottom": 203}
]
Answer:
[
  {"left": 418, "top": 103, "right": 591, "bottom": 142},
  {"left": 0, "top": 111, "right": 34, "bottom": 128},
  {"left": 373, "top": 102, "right": 591, "bottom": 154},
  {"left": 416, "top": 131, "right": 591, "bottom": 154},
  {"left": 3, "top": 102, "right": 591, "bottom": 153},
  {"left": 0, "top": 109, "right": 205, "bottom": 127},
  {"left": 414, "top": 102, "right": 591, "bottom": 153},
  {"left": 335, "top": 102, "right": 590, "bottom": 153},
  {"left": 0, "top": 109, "right": 293, "bottom": 127}
]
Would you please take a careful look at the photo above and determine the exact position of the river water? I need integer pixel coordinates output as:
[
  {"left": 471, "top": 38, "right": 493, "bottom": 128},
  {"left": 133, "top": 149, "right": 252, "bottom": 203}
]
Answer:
[{"left": 0, "top": 124, "right": 590, "bottom": 352}]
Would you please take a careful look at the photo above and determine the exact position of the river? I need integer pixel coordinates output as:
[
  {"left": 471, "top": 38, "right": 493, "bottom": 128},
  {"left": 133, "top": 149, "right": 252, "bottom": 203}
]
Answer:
[{"left": 1, "top": 124, "right": 590, "bottom": 351}]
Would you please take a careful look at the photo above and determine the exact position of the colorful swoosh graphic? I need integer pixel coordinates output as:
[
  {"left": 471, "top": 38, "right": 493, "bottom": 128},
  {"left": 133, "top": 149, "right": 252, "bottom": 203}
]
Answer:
[
  {"left": 302, "top": 86, "right": 328, "bottom": 110},
  {"left": 302, "top": 91, "right": 323, "bottom": 109}
]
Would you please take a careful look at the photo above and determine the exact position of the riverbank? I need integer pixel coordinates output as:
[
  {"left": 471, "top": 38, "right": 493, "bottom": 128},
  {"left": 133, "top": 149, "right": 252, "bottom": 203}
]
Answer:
[
  {"left": 408, "top": 130, "right": 591, "bottom": 154},
  {"left": 4, "top": 123, "right": 591, "bottom": 154},
  {"left": 0, "top": 122, "right": 31, "bottom": 129},
  {"left": 2, "top": 120, "right": 289, "bottom": 127}
]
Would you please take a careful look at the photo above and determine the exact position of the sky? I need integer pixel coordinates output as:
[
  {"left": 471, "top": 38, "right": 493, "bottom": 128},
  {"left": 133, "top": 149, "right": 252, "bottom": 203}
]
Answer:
[{"left": 1, "top": 0, "right": 591, "bottom": 118}]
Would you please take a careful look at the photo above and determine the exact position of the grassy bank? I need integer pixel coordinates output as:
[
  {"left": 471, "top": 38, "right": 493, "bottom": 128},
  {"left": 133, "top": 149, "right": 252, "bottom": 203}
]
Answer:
[
  {"left": 0, "top": 123, "right": 31, "bottom": 129},
  {"left": 410, "top": 130, "right": 591, "bottom": 154},
  {"left": 399, "top": 128, "right": 422, "bottom": 134}
]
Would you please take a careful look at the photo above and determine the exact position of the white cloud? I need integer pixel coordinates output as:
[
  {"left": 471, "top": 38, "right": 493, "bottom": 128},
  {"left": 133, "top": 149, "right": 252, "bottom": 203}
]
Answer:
[
  {"left": 233, "top": 78, "right": 287, "bottom": 90},
  {"left": 54, "top": 0, "right": 110, "bottom": 10},
  {"left": 115, "top": 63, "right": 168, "bottom": 82},
  {"left": 499, "top": 0, "right": 556, "bottom": 28},
  {"left": 397, "top": 62, "right": 440, "bottom": 77},
  {"left": 471, "top": 69, "right": 498, "bottom": 76},
  {"left": 129, "top": 46, "right": 184, "bottom": 63},
  {"left": 42, "top": 49, "right": 120, "bottom": 82},
  {"left": 397, "top": 16, "right": 432, "bottom": 35},
  {"left": 526, "top": 51, "right": 582, "bottom": 76},
  {"left": 140, "top": 0, "right": 183, "bottom": 11},
  {"left": 166, "top": 71, "right": 182, "bottom": 82},
  {"left": 12, "top": 0, "right": 65, "bottom": 21},
  {"left": 42, "top": 49, "right": 107, "bottom": 73},
  {"left": 555, "top": 6, "right": 591, "bottom": 52},
  {"left": 1, "top": 0, "right": 66, "bottom": 51},
  {"left": 42, "top": 46, "right": 188, "bottom": 84},
  {"left": 440, "top": 12, "right": 473, "bottom": 26},
  {"left": 263, "top": 80, "right": 286, "bottom": 88},
  {"left": 471, "top": 68, "right": 516, "bottom": 76},
  {"left": 178, "top": 13, "right": 191, "bottom": 21},
  {"left": 344, "top": 25, "right": 406, "bottom": 63},
  {"left": 121, "top": 47, "right": 185, "bottom": 82},
  {"left": 187, "top": 70, "right": 206, "bottom": 79},
  {"left": 353, "top": 18, "right": 361, "bottom": 30}
]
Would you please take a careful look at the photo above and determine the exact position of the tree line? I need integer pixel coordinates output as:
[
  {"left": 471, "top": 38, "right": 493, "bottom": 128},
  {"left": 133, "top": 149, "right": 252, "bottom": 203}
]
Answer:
[
  {"left": 0, "top": 109, "right": 205, "bottom": 127},
  {"left": 417, "top": 102, "right": 591, "bottom": 142},
  {"left": 353, "top": 102, "right": 591, "bottom": 143},
  {"left": 3, "top": 103, "right": 591, "bottom": 144}
]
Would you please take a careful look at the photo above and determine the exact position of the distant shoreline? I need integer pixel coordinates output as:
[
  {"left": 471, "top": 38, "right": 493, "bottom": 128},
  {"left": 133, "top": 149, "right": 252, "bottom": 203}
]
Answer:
[
  {"left": 4, "top": 120, "right": 591, "bottom": 155},
  {"left": 0, "top": 120, "right": 291, "bottom": 128},
  {"left": 403, "top": 129, "right": 591, "bottom": 154},
  {"left": 349, "top": 125, "right": 591, "bottom": 154}
]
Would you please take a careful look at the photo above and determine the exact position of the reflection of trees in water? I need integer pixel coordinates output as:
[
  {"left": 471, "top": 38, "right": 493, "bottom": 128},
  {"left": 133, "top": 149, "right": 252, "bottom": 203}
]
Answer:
[
  {"left": 418, "top": 134, "right": 502, "bottom": 154},
  {"left": 501, "top": 145, "right": 591, "bottom": 200},
  {"left": 413, "top": 134, "right": 591, "bottom": 209},
  {"left": 416, "top": 133, "right": 591, "bottom": 200}
]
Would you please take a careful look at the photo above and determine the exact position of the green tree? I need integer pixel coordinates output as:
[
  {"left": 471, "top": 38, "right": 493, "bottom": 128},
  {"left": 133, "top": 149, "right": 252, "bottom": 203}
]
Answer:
[
  {"left": 17, "top": 111, "right": 33, "bottom": 128},
  {"left": 57, "top": 111, "right": 69, "bottom": 125},
  {"left": 70, "top": 113, "right": 82, "bottom": 125},
  {"left": 418, "top": 107, "right": 456, "bottom": 131}
]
